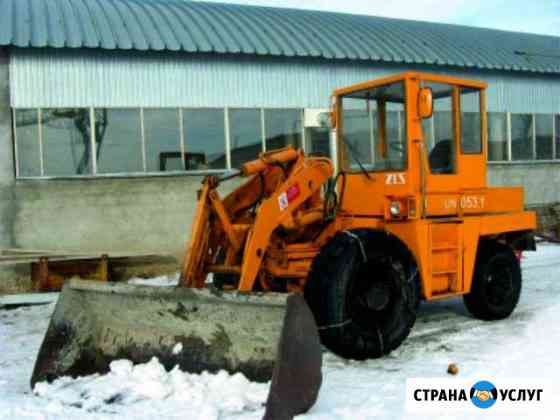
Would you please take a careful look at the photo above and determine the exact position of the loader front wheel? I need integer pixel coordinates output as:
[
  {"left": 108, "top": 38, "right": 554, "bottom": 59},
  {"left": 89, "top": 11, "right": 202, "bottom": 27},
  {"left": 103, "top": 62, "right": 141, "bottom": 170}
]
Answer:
[
  {"left": 463, "top": 242, "right": 521, "bottom": 320},
  {"left": 306, "top": 231, "right": 420, "bottom": 360}
]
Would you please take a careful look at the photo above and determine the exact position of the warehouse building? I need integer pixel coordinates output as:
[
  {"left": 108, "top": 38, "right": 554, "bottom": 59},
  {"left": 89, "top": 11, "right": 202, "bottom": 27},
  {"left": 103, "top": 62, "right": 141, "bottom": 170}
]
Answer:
[{"left": 0, "top": 0, "right": 559, "bottom": 289}]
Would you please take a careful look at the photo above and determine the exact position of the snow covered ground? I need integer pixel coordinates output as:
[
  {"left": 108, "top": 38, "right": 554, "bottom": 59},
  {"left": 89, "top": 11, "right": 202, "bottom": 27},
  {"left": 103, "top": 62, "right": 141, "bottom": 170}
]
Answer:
[{"left": 1, "top": 244, "right": 559, "bottom": 419}]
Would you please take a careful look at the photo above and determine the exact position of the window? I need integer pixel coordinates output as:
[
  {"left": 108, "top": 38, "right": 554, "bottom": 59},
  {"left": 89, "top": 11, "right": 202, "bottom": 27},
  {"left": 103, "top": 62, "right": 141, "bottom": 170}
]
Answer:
[
  {"left": 460, "top": 88, "right": 482, "bottom": 154},
  {"left": 487, "top": 113, "right": 508, "bottom": 161},
  {"left": 423, "top": 82, "right": 455, "bottom": 174},
  {"left": 95, "top": 109, "right": 143, "bottom": 174},
  {"left": 421, "top": 118, "right": 434, "bottom": 150},
  {"left": 14, "top": 103, "right": 560, "bottom": 179},
  {"left": 386, "top": 110, "right": 406, "bottom": 163},
  {"left": 511, "top": 114, "right": 534, "bottom": 161},
  {"left": 229, "top": 109, "right": 263, "bottom": 168},
  {"left": 15, "top": 109, "right": 41, "bottom": 176},
  {"left": 305, "top": 127, "right": 331, "bottom": 157},
  {"left": 342, "top": 105, "right": 373, "bottom": 167},
  {"left": 183, "top": 109, "right": 227, "bottom": 170},
  {"left": 535, "top": 114, "right": 553, "bottom": 160},
  {"left": 144, "top": 109, "right": 182, "bottom": 172},
  {"left": 430, "top": 111, "right": 455, "bottom": 174},
  {"left": 42, "top": 109, "right": 92, "bottom": 176},
  {"left": 340, "top": 81, "right": 407, "bottom": 172},
  {"left": 264, "top": 109, "right": 302, "bottom": 151}
]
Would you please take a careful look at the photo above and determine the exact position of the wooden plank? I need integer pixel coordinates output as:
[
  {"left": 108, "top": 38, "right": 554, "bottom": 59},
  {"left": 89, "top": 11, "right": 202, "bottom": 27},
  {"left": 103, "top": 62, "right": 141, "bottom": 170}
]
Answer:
[
  {"left": 1, "top": 248, "right": 88, "bottom": 256},
  {"left": 0, "top": 254, "right": 91, "bottom": 261},
  {"left": 0, "top": 252, "right": 165, "bottom": 266},
  {"left": 1, "top": 248, "right": 166, "bottom": 257}
]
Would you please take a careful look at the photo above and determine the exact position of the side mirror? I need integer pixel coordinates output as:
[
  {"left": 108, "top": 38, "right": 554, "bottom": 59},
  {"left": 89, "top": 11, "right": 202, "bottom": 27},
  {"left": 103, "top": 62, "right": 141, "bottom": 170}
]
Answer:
[{"left": 418, "top": 87, "right": 433, "bottom": 119}]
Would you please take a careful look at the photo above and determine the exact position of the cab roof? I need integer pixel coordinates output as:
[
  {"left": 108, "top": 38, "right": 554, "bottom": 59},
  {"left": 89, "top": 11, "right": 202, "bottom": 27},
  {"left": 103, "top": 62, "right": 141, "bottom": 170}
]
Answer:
[{"left": 333, "top": 72, "right": 487, "bottom": 97}]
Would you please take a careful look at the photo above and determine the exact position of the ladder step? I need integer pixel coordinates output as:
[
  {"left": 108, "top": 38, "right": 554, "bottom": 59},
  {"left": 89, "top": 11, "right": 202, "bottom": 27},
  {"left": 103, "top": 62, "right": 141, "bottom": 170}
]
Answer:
[
  {"left": 432, "top": 270, "right": 457, "bottom": 276},
  {"left": 431, "top": 246, "right": 459, "bottom": 252}
]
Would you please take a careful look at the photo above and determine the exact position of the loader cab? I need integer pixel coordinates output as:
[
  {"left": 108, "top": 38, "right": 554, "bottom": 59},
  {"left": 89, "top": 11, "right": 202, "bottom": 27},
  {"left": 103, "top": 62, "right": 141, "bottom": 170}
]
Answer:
[{"left": 332, "top": 72, "right": 488, "bottom": 218}]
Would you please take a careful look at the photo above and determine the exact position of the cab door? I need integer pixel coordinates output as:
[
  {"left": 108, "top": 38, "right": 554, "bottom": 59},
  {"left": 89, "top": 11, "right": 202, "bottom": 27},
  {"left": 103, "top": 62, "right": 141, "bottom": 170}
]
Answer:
[{"left": 422, "top": 84, "right": 486, "bottom": 217}]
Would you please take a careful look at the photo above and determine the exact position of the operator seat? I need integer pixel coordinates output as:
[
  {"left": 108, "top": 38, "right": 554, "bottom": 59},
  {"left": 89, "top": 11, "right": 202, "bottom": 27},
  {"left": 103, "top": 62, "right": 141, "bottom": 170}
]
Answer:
[{"left": 428, "top": 139, "right": 454, "bottom": 174}]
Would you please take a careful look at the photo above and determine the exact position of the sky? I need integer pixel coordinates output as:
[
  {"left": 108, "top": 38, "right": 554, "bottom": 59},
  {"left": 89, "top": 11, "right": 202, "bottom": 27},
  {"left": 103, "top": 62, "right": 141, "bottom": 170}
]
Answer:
[{"left": 198, "top": 0, "right": 560, "bottom": 37}]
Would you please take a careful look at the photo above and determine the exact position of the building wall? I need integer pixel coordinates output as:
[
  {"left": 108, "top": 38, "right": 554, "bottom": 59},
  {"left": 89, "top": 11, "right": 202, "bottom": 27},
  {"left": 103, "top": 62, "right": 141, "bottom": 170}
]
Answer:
[
  {"left": 489, "top": 162, "right": 560, "bottom": 207},
  {"left": 0, "top": 49, "right": 15, "bottom": 249},
  {"left": 9, "top": 163, "right": 553, "bottom": 269},
  {"left": 2, "top": 49, "right": 559, "bottom": 289},
  {"left": 12, "top": 176, "right": 205, "bottom": 259},
  {"left": 0, "top": 48, "right": 20, "bottom": 292},
  {"left": 9, "top": 48, "right": 560, "bottom": 113}
]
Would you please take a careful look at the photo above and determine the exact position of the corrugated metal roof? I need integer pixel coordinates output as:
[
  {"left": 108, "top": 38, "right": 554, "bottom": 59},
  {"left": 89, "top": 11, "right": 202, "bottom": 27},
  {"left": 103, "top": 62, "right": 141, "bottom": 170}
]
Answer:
[{"left": 0, "top": 0, "right": 559, "bottom": 74}]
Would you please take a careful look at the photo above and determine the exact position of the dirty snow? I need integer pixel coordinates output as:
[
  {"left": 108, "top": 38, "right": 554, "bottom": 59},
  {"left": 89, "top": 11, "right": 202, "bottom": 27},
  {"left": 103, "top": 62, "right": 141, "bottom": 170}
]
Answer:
[
  {"left": 1, "top": 244, "right": 560, "bottom": 419},
  {"left": 127, "top": 273, "right": 179, "bottom": 287}
]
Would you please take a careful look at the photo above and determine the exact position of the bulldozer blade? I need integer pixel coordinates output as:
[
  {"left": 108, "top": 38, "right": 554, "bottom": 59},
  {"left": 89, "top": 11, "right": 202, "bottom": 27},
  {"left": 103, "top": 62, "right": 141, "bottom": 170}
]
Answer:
[
  {"left": 31, "top": 279, "right": 322, "bottom": 392},
  {"left": 264, "top": 294, "right": 323, "bottom": 420}
]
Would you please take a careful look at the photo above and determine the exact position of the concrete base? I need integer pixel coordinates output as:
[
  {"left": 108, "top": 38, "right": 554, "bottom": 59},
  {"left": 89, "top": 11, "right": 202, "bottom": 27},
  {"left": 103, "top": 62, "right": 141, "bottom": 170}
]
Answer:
[
  {"left": 488, "top": 162, "right": 560, "bottom": 206},
  {"left": 0, "top": 176, "right": 238, "bottom": 293},
  {"left": 12, "top": 176, "right": 239, "bottom": 261},
  {"left": 528, "top": 202, "right": 560, "bottom": 235}
]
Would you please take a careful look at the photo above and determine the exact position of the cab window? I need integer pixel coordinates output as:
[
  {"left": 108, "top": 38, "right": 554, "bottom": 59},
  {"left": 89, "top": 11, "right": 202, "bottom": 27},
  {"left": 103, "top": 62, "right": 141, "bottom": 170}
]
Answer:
[
  {"left": 340, "top": 81, "right": 406, "bottom": 172},
  {"left": 421, "top": 82, "right": 456, "bottom": 175},
  {"left": 460, "top": 88, "right": 482, "bottom": 154}
]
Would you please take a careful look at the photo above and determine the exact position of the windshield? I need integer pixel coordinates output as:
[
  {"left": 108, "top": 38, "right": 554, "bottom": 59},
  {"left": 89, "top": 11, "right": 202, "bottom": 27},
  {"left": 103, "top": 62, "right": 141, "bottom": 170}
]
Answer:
[{"left": 340, "top": 81, "right": 407, "bottom": 172}]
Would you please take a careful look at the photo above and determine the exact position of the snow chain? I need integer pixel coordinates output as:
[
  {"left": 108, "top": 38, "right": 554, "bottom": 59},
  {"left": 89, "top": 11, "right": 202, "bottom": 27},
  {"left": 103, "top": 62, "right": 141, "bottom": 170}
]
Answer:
[
  {"left": 403, "top": 267, "right": 419, "bottom": 314},
  {"left": 343, "top": 230, "right": 367, "bottom": 263},
  {"left": 376, "top": 327, "right": 385, "bottom": 354},
  {"left": 317, "top": 319, "right": 352, "bottom": 331}
]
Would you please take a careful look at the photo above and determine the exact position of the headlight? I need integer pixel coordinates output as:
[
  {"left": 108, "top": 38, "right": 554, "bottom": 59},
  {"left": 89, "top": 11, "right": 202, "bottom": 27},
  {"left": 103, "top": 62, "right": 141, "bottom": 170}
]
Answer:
[{"left": 389, "top": 201, "right": 402, "bottom": 216}]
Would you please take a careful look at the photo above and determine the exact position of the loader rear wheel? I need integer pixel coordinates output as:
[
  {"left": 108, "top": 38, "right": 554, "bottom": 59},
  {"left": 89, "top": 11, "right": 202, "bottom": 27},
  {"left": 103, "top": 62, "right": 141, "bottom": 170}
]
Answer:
[
  {"left": 463, "top": 242, "right": 521, "bottom": 320},
  {"left": 305, "top": 231, "right": 420, "bottom": 360}
]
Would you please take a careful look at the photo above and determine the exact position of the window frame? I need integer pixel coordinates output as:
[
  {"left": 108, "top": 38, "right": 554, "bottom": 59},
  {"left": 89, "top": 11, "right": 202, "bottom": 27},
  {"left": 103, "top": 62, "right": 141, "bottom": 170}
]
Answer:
[
  {"left": 228, "top": 107, "right": 264, "bottom": 170},
  {"left": 263, "top": 108, "right": 305, "bottom": 152},
  {"left": 142, "top": 107, "right": 184, "bottom": 173},
  {"left": 486, "top": 111, "right": 509, "bottom": 163},
  {"left": 535, "top": 113, "right": 555, "bottom": 161},
  {"left": 510, "top": 112, "right": 536, "bottom": 162},
  {"left": 458, "top": 87, "right": 484, "bottom": 155},
  {"left": 11, "top": 105, "right": 560, "bottom": 179},
  {"left": 182, "top": 107, "right": 229, "bottom": 171},
  {"left": 94, "top": 107, "right": 144, "bottom": 175},
  {"left": 338, "top": 80, "right": 409, "bottom": 174},
  {"left": 12, "top": 106, "right": 306, "bottom": 179}
]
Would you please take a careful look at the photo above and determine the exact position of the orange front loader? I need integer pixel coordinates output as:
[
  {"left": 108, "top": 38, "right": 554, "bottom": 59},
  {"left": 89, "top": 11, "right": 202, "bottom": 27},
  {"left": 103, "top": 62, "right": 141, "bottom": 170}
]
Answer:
[
  {"left": 33, "top": 72, "right": 536, "bottom": 386},
  {"left": 180, "top": 71, "right": 536, "bottom": 358}
]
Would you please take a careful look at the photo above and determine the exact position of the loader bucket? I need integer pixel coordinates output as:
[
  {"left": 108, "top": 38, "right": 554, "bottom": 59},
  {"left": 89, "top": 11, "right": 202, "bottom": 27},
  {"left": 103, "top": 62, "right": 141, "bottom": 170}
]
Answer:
[{"left": 31, "top": 279, "right": 322, "bottom": 392}]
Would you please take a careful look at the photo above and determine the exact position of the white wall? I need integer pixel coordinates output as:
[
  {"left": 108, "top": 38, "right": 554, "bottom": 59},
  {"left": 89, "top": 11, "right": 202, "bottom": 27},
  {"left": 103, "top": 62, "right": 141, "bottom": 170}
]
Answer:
[{"left": 9, "top": 48, "right": 560, "bottom": 113}]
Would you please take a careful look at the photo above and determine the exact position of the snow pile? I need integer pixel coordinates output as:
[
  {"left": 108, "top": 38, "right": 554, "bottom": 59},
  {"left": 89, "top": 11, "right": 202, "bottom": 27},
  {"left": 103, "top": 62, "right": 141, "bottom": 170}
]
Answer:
[
  {"left": 33, "top": 358, "right": 268, "bottom": 419},
  {"left": 128, "top": 272, "right": 179, "bottom": 287}
]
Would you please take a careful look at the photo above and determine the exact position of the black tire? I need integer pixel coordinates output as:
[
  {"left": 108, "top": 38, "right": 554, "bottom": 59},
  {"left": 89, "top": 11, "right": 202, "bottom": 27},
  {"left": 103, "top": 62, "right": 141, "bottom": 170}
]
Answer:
[
  {"left": 305, "top": 231, "right": 420, "bottom": 360},
  {"left": 463, "top": 241, "right": 521, "bottom": 320}
]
